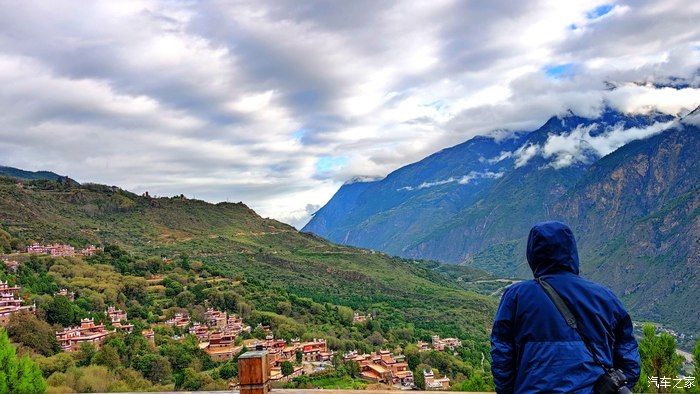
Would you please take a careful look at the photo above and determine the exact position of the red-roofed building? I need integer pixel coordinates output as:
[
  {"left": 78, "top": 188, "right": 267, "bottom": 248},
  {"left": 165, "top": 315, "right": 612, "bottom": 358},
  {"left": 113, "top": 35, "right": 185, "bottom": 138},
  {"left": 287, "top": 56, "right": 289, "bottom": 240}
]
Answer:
[
  {"left": 165, "top": 313, "right": 190, "bottom": 328},
  {"left": 142, "top": 329, "right": 155, "bottom": 345},
  {"left": 343, "top": 350, "right": 414, "bottom": 387},
  {"left": 0, "top": 281, "right": 35, "bottom": 325},
  {"left": 56, "top": 318, "right": 114, "bottom": 352},
  {"left": 56, "top": 288, "right": 75, "bottom": 301},
  {"left": 80, "top": 245, "right": 100, "bottom": 256},
  {"left": 424, "top": 369, "right": 450, "bottom": 390},
  {"left": 27, "top": 243, "right": 75, "bottom": 257},
  {"left": 106, "top": 306, "right": 133, "bottom": 332}
]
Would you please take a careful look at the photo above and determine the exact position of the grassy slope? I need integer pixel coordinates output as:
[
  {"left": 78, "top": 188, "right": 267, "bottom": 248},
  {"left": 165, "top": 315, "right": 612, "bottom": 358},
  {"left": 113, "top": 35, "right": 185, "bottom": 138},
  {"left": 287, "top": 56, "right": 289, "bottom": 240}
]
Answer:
[{"left": 0, "top": 177, "right": 496, "bottom": 342}]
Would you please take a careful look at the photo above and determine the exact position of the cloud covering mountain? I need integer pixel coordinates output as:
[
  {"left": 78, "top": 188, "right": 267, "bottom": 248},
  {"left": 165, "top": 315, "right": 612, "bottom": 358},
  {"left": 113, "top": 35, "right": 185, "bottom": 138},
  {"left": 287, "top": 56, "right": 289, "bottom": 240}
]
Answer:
[{"left": 0, "top": 0, "right": 698, "bottom": 227}]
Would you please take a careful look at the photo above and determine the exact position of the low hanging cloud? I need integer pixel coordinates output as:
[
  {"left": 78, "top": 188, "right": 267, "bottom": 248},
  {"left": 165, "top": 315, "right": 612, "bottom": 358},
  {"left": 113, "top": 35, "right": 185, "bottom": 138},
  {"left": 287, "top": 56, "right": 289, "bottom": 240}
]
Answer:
[
  {"left": 397, "top": 177, "right": 456, "bottom": 191},
  {"left": 458, "top": 171, "right": 505, "bottom": 184},
  {"left": 0, "top": 1, "right": 698, "bottom": 227},
  {"left": 487, "top": 151, "right": 514, "bottom": 164},
  {"left": 514, "top": 144, "right": 542, "bottom": 168},
  {"left": 515, "top": 120, "right": 678, "bottom": 169},
  {"left": 398, "top": 171, "right": 504, "bottom": 191}
]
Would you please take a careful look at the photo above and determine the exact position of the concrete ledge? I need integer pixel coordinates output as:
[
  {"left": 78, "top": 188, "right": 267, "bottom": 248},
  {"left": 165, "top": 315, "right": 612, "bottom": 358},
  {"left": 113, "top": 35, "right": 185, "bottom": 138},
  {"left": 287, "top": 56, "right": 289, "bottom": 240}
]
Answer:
[{"left": 115, "top": 390, "right": 492, "bottom": 394}]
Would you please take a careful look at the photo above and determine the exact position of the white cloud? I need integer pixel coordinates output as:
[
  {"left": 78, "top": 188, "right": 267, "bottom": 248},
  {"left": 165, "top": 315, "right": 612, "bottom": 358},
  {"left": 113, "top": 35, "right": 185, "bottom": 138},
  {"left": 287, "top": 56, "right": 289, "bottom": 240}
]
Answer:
[
  {"left": 458, "top": 171, "right": 505, "bottom": 184},
  {"left": 527, "top": 120, "right": 678, "bottom": 169},
  {"left": 514, "top": 144, "right": 541, "bottom": 168},
  {"left": 398, "top": 171, "right": 505, "bottom": 191},
  {"left": 398, "top": 177, "right": 456, "bottom": 191},
  {"left": 487, "top": 151, "right": 514, "bottom": 164},
  {"left": 606, "top": 84, "right": 700, "bottom": 115},
  {"left": 0, "top": 0, "right": 698, "bottom": 227}
]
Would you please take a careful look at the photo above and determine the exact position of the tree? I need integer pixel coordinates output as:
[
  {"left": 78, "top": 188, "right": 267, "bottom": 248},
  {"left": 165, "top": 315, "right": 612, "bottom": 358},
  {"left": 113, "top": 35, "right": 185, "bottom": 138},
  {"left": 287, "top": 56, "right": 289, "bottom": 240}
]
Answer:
[
  {"left": 635, "top": 324, "right": 683, "bottom": 393},
  {"left": 219, "top": 361, "right": 237, "bottom": 380},
  {"left": 281, "top": 361, "right": 295, "bottom": 377},
  {"left": 34, "top": 352, "right": 75, "bottom": 377},
  {"left": 7, "top": 310, "right": 60, "bottom": 356},
  {"left": 15, "top": 355, "right": 47, "bottom": 393},
  {"left": 367, "top": 331, "right": 385, "bottom": 346},
  {"left": 163, "top": 276, "right": 184, "bottom": 297},
  {"left": 93, "top": 344, "right": 121, "bottom": 370},
  {"left": 0, "top": 329, "right": 47, "bottom": 393},
  {"left": 45, "top": 296, "right": 75, "bottom": 327},
  {"left": 75, "top": 342, "right": 97, "bottom": 367},
  {"left": 252, "top": 326, "right": 267, "bottom": 339},
  {"left": 337, "top": 306, "right": 354, "bottom": 325},
  {"left": 277, "top": 301, "right": 292, "bottom": 316},
  {"left": 295, "top": 349, "right": 303, "bottom": 364},
  {"left": 175, "top": 291, "right": 195, "bottom": 308},
  {"left": 179, "top": 253, "right": 191, "bottom": 271},
  {"left": 455, "top": 372, "right": 493, "bottom": 391},
  {"left": 134, "top": 353, "right": 172, "bottom": 384},
  {"left": 178, "top": 368, "right": 204, "bottom": 391},
  {"left": 238, "top": 301, "right": 252, "bottom": 319},
  {"left": 404, "top": 344, "right": 421, "bottom": 370},
  {"left": 414, "top": 363, "right": 430, "bottom": 390},
  {"left": 345, "top": 360, "right": 360, "bottom": 378},
  {"left": 693, "top": 339, "right": 700, "bottom": 394},
  {"left": 0, "top": 228, "right": 12, "bottom": 252}
]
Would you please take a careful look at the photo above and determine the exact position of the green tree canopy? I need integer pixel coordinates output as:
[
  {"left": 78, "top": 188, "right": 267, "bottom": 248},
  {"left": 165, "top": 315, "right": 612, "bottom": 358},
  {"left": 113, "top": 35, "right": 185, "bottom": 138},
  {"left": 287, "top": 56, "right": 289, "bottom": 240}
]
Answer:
[
  {"left": 635, "top": 324, "right": 684, "bottom": 393},
  {"left": 7, "top": 310, "right": 60, "bottom": 356},
  {"left": 0, "top": 329, "right": 47, "bottom": 393},
  {"left": 0, "top": 228, "right": 12, "bottom": 252},
  {"left": 45, "top": 295, "right": 75, "bottom": 327},
  {"left": 281, "top": 361, "right": 295, "bottom": 377},
  {"left": 133, "top": 353, "right": 172, "bottom": 384}
]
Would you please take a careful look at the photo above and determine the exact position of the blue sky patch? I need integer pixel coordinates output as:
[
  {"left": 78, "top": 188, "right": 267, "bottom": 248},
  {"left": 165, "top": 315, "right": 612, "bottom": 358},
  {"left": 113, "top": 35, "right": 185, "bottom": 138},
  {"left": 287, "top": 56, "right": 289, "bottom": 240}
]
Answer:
[
  {"left": 293, "top": 128, "right": 308, "bottom": 141},
  {"left": 587, "top": 4, "right": 614, "bottom": 19},
  {"left": 316, "top": 155, "right": 348, "bottom": 172},
  {"left": 544, "top": 63, "right": 575, "bottom": 78}
]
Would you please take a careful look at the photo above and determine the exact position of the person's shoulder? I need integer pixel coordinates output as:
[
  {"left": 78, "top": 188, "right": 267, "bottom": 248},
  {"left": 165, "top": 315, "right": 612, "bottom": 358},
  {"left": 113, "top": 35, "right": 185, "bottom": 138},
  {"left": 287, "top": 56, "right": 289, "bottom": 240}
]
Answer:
[
  {"left": 577, "top": 275, "right": 614, "bottom": 294},
  {"left": 576, "top": 275, "right": 625, "bottom": 305},
  {"left": 501, "top": 279, "right": 537, "bottom": 298}
]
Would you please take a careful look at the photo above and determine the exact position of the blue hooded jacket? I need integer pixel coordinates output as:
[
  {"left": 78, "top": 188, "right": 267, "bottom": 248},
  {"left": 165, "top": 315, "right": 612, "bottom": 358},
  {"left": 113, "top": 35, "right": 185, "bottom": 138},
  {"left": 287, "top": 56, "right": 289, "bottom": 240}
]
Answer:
[{"left": 490, "top": 221, "right": 640, "bottom": 393}]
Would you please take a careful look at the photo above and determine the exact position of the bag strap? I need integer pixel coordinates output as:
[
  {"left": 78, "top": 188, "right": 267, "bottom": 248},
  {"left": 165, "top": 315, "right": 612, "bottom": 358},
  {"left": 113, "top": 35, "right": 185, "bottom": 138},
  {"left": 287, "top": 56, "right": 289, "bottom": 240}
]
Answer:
[{"left": 535, "top": 277, "right": 610, "bottom": 370}]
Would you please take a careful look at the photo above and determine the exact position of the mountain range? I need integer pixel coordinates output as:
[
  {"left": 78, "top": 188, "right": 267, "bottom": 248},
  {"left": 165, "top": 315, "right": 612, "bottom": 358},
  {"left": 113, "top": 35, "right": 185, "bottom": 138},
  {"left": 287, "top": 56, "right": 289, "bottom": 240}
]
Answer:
[{"left": 303, "top": 107, "right": 700, "bottom": 337}]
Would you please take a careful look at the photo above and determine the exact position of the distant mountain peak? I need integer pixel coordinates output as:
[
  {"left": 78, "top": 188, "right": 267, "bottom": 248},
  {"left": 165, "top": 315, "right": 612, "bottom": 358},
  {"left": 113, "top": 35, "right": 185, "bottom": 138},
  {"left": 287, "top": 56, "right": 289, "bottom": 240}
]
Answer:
[{"left": 0, "top": 165, "right": 67, "bottom": 182}]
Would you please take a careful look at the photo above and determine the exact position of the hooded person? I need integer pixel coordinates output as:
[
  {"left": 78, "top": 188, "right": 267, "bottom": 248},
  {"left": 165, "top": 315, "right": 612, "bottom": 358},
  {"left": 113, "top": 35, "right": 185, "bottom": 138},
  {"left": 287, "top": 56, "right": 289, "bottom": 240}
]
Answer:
[{"left": 490, "top": 221, "right": 640, "bottom": 393}]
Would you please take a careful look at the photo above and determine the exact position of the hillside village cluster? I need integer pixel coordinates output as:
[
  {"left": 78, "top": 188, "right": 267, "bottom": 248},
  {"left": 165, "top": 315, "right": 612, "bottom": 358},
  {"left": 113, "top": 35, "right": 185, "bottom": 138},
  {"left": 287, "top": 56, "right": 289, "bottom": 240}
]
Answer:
[{"left": 1, "top": 243, "right": 461, "bottom": 389}]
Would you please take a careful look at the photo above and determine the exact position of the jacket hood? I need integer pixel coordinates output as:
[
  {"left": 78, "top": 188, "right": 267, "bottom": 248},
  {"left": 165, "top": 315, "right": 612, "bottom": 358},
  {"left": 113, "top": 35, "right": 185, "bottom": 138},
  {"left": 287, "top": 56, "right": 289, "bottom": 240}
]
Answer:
[{"left": 526, "top": 221, "right": 579, "bottom": 277}]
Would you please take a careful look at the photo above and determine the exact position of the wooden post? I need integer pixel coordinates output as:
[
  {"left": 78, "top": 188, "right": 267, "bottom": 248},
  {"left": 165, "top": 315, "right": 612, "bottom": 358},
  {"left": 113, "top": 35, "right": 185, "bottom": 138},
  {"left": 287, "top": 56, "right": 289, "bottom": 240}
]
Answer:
[{"left": 238, "top": 350, "right": 270, "bottom": 394}]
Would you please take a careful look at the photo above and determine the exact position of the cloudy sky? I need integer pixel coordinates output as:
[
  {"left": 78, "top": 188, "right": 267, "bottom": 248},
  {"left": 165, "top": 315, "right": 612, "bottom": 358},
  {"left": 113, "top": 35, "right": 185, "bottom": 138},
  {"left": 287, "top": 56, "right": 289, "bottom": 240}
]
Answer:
[{"left": 0, "top": 1, "right": 699, "bottom": 227}]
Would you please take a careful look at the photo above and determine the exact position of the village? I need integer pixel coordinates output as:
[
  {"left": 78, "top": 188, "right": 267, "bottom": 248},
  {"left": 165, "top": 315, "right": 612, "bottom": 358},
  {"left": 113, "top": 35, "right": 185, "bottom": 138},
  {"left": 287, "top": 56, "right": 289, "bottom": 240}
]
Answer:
[{"left": 2, "top": 243, "right": 463, "bottom": 390}]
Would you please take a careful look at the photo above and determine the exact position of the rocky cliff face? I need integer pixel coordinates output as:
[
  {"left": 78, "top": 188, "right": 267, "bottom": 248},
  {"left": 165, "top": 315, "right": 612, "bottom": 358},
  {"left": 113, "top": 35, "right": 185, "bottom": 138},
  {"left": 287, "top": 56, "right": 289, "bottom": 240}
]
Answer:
[{"left": 557, "top": 125, "right": 699, "bottom": 333}]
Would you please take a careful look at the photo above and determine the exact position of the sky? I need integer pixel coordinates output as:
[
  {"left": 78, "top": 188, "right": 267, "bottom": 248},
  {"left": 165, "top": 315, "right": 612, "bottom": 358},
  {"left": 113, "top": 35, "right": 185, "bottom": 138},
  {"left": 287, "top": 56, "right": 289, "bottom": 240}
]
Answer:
[{"left": 0, "top": 1, "right": 699, "bottom": 228}]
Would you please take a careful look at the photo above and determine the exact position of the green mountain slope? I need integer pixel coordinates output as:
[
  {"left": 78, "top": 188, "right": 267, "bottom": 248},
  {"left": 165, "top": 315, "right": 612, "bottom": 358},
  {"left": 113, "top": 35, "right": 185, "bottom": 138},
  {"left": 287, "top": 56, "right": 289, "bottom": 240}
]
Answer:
[
  {"left": 0, "top": 177, "right": 496, "bottom": 343},
  {"left": 0, "top": 166, "right": 64, "bottom": 182}
]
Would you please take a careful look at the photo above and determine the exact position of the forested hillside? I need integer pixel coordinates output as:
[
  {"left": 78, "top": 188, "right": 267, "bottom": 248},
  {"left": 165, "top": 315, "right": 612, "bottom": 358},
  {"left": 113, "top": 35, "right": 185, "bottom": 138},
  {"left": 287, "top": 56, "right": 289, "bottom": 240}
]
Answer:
[{"left": 0, "top": 176, "right": 497, "bottom": 392}]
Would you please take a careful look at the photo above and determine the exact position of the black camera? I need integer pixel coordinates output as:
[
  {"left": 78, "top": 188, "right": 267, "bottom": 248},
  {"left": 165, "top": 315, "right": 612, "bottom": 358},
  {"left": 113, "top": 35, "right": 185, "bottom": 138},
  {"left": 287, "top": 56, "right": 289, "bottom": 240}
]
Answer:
[{"left": 594, "top": 368, "right": 631, "bottom": 394}]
